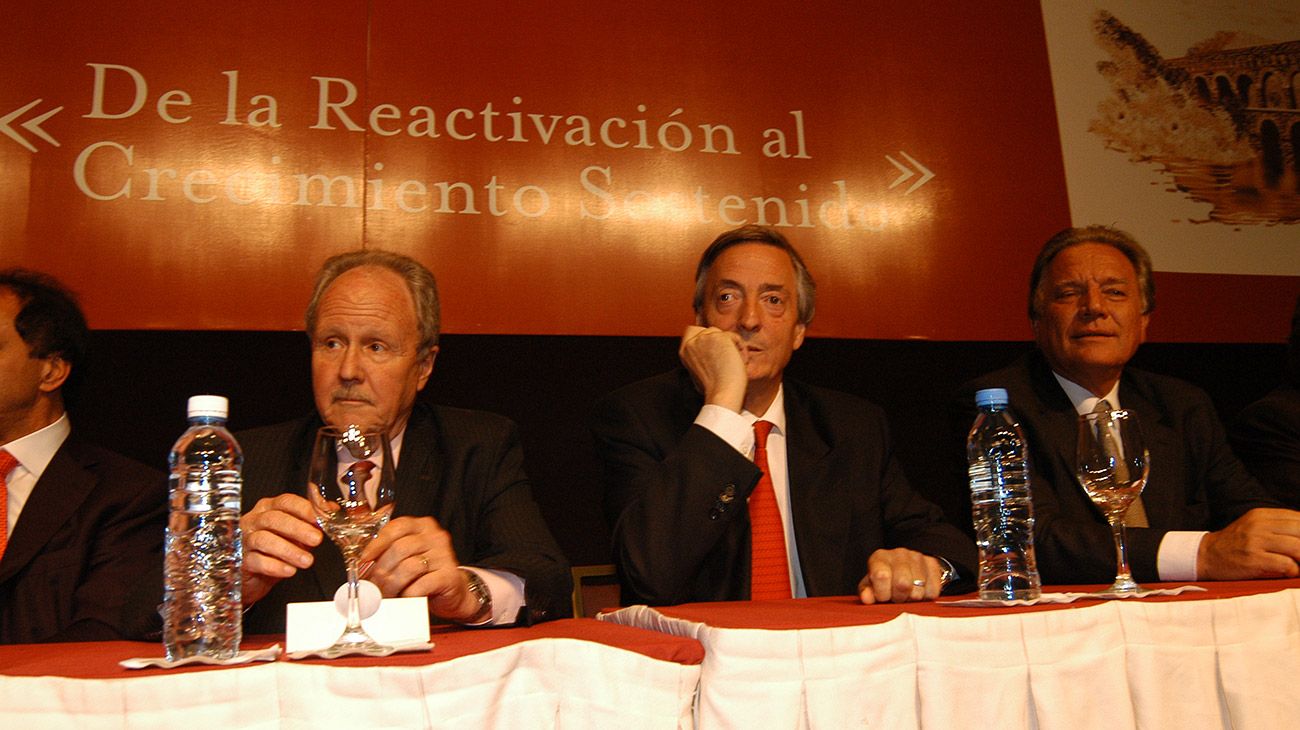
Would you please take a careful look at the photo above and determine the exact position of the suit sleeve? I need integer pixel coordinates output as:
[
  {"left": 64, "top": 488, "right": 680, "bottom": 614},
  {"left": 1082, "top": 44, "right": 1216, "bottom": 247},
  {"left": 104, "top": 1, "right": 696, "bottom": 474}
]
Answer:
[
  {"left": 1186, "top": 389, "right": 1279, "bottom": 528},
  {"left": 593, "top": 392, "right": 761, "bottom": 605},
  {"left": 1230, "top": 392, "right": 1300, "bottom": 510},
  {"left": 462, "top": 422, "right": 573, "bottom": 624},
  {"left": 868, "top": 407, "right": 979, "bottom": 591},
  {"left": 63, "top": 463, "right": 168, "bottom": 641}
]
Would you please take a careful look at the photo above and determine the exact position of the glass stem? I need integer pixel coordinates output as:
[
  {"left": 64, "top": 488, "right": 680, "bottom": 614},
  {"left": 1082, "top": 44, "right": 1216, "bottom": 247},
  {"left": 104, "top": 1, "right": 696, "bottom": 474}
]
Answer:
[
  {"left": 344, "top": 557, "right": 364, "bottom": 634},
  {"left": 1111, "top": 519, "right": 1133, "bottom": 583}
]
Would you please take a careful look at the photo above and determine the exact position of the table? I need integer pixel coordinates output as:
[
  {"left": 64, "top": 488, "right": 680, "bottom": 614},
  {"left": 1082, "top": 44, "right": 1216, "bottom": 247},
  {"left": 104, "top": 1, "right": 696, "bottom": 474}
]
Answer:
[
  {"left": 600, "top": 580, "right": 1300, "bottom": 730},
  {"left": 0, "top": 618, "right": 703, "bottom": 729}
]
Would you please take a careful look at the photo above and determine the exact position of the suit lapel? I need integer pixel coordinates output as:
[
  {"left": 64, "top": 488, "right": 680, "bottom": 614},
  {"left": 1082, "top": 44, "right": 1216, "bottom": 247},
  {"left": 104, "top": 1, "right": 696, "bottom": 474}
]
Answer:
[
  {"left": 1118, "top": 375, "right": 1179, "bottom": 528},
  {"left": 0, "top": 439, "right": 97, "bottom": 583},
  {"left": 1026, "top": 359, "right": 1084, "bottom": 475},
  {"left": 393, "top": 405, "right": 440, "bottom": 519},
  {"left": 782, "top": 382, "right": 838, "bottom": 594}
]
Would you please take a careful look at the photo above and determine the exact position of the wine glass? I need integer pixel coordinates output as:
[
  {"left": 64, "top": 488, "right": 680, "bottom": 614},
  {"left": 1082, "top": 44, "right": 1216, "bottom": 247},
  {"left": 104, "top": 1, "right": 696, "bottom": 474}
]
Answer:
[
  {"left": 306, "top": 424, "right": 396, "bottom": 657},
  {"left": 1076, "top": 408, "right": 1150, "bottom": 595}
]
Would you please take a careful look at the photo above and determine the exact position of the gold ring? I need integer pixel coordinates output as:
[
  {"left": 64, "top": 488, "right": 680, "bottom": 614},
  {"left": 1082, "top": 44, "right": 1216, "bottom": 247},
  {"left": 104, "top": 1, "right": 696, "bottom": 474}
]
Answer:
[{"left": 419, "top": 556, "right": 430, "bottom": 573}]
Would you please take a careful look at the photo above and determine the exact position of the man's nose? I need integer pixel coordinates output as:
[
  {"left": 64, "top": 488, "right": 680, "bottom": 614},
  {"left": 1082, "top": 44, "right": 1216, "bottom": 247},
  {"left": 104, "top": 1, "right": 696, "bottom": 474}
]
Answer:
[
  {"left": 737, "top": 297, "right": 762, "bottom": 330},
  {"left": 337, "top": 345, "right": 363, "bottom": 381},
  {"left": 1079, "top": 284, "right": 1106, "bottom": 319}
]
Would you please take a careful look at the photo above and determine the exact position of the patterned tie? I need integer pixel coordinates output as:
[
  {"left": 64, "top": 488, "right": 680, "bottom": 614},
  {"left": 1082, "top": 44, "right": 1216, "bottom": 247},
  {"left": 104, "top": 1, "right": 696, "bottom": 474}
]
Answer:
[
  {"left": 749, "top": 421, "right": 792, "bottom": 600},
  {"left": 0, "top": 449, "right": 17, "bottom": 561},
  {"left": 341, "top": 459, "right": 377, "bottom": 512},
  {"left": 1095, "top": 400, "right": 1149, "bottom": 528}
]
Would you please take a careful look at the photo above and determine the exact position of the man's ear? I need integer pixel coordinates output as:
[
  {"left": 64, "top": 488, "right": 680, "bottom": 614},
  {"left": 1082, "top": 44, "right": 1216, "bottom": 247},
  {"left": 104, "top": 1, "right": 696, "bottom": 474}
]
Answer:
[
  {"left": 415, "top": 346, "right": 438, "bottom": 391},
  {"left": 38, "top": 356, "right": 71, "bottom": 393}
]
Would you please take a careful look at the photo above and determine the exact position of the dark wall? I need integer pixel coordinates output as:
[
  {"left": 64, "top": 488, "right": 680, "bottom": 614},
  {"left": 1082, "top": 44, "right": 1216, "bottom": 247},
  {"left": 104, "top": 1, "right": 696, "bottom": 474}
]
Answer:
[{"left": 70, "top": 332, "right": 1289, "bottom": 566}]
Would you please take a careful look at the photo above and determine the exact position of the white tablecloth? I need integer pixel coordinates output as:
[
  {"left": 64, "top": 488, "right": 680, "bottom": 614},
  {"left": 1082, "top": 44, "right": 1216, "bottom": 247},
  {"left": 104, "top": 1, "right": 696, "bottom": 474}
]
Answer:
[
  {"left": 601, "top": 585, "right": 1300, "bottom": 729},
  {"left": 1, "top": 633, "right": 701, "bottom": 730}
]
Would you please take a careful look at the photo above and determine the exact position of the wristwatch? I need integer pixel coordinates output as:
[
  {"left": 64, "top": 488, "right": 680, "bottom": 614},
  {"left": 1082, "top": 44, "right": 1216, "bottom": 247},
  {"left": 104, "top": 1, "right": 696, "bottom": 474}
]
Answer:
[
  {"left": 459, "top": 567, "right": 493, "bottom": 624},
  {"left": 937, "top": 557, "right": 958, "bottom": 591}
]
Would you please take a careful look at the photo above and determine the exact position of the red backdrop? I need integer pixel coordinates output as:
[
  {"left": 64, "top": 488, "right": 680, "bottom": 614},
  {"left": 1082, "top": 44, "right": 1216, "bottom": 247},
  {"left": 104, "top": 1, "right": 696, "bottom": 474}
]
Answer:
[{"left": 1, "top": 2, "right": 1294, "bottom": 341}]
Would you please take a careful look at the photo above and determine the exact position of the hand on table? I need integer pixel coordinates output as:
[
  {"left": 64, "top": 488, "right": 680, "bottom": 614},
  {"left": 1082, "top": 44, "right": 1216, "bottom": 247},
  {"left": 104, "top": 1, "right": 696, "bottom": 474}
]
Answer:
[
  {"left": 679, "top": 325, "right": 749, "bottom": 413},
  {"left": 1197, "top": 508, "right": 1300, "bottom": 580},
  {"left": 240, "top": 493, "right": 323, "bottom": 606},
  {"left": 360, "top": 516, "right": 486, "bottom": 623},
  {"left": 857, "top": 548, "right": 944, "bottom": 604}
]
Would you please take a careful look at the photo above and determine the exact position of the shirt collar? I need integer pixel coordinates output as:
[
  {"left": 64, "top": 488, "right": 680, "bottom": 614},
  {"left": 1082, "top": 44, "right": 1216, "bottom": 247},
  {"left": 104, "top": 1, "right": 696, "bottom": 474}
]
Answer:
[
  {"left": 742, "top": 384, "right": 788, "bottom": 435},
  {"left": 1051, "top": 371, "right": 1122, "bottom": 417},
  {"left": 1, "top": 412, "right": 71, "bottom": 482}
]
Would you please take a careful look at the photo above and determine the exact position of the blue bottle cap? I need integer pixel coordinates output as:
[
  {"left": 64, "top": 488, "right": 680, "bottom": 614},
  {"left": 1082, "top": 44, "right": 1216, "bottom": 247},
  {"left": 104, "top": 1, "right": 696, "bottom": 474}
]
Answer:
[{"left": 975, "top": 388, "right": 1009, "bottom": 408}]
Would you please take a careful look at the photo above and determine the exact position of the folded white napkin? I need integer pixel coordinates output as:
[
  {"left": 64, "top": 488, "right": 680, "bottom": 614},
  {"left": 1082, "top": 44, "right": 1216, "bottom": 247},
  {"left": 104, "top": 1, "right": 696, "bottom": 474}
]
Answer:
[
  {"left": 119, "top": 644, "right": 283, "bottom": 669},
  {"left": 285, "top": 639, "right": 434, "bottom": 660},
  {"left": 939, "top": 584, "right": 1207, "bottom": 607}
]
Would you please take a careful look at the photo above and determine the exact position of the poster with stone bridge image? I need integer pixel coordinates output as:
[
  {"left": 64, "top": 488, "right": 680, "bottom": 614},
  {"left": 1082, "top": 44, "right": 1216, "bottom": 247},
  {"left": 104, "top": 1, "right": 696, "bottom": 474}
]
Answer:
[{"left": 1041, "top": 1, "right": 1297, "bottom": 277}]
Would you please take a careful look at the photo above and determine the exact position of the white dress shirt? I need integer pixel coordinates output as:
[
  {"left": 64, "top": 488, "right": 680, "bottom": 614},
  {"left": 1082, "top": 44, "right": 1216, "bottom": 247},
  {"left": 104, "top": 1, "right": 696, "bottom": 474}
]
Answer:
[
  {"left": 695, "top": 385, "right": 808, "bottom": 598},
  {"left": 1052, "top": 372, "right": 1204, "bottom": 580},
  {"left": 2, "top": 413, "right": 71, "bottom": 535}
]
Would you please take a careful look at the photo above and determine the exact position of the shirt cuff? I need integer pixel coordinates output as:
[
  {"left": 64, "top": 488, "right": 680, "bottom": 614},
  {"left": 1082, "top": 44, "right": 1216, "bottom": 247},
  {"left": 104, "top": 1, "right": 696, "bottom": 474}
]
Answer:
[
  {"left": 1156, "top": 531, "right": 1208, "bottom": 581},
  {"left": 462, "top": 566, "right": 526, "bottom": 626},
  {"left": 695, "top": 404, "right": 754, "bottom": 456}
]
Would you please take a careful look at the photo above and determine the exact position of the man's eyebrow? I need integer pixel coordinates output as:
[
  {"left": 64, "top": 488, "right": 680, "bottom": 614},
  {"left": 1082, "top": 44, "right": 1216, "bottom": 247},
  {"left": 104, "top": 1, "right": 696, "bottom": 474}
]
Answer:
[{"left": 713, "top": 278, "right": 790, "bottom": 292}]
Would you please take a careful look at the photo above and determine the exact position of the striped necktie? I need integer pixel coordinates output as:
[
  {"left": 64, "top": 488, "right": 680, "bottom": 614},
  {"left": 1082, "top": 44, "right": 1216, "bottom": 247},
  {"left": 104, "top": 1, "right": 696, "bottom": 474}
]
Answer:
[
  {"left": 749, "top": 421, "right": 792, "bottom": 599},
  {"left": 0, "top": 449, "right": 17, "bottom": 561}
]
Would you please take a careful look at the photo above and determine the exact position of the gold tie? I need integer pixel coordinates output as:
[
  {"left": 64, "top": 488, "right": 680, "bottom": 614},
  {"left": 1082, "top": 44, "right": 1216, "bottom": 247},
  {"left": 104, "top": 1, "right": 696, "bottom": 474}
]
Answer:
[{"left": 1095, "top": 400, "right": 1149, "bottom": 528}]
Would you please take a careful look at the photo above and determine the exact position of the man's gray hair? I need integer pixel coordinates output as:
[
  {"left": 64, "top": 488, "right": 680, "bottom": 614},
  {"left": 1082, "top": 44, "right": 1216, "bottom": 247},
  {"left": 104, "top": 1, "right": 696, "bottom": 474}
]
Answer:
[
  {"left": 1028, "top": 225, "right": 1155, "bottom": 321},
  {"left": 305, "top": 250, "right": 440, "bottom": 355}
]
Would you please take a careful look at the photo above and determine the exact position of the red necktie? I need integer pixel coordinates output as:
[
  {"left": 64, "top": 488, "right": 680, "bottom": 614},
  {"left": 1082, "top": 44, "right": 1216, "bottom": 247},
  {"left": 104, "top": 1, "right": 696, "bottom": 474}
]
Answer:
[
  {"left": 749, "top": 421, "right": 792, "bottom": 599},
  {"left": 0, "top": 449, "right": 17, "bottom": 561}
]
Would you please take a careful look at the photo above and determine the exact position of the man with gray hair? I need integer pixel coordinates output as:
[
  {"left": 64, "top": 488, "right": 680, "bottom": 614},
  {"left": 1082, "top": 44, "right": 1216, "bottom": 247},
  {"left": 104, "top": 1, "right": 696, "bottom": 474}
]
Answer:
[
  {"left": 238, "top": 250, "right": 571, "bottom": 630},
  {"left": 594, "top": 225, "right": 976, "bottom": 606},
  {"left": 957, "top": 225, "right": 1300, "bottom": 584}
]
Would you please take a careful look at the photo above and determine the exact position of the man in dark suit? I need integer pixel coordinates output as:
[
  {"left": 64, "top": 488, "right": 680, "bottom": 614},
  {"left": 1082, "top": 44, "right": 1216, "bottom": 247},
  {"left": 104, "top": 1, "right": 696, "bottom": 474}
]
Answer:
[
  {"left": 240, "top": 251, "right": 570, "bottom": 630},
  {"left": 957, "top": 226, "right": 1300, "bottom": 584},
  {"left": 594, "top": 226, "right": 976, "bottom": 606},
  {"left": 0, "top": 269, "right": 165, "bottom": 643},
  {"left": 1230, "top": 295, "right": 1300, "bottom": 509}
]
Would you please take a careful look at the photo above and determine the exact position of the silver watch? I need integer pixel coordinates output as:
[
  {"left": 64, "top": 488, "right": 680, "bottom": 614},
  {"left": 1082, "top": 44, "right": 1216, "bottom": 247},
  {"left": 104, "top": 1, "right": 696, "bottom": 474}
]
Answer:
[
  {"left": 460, "top": 567, "right": 493, "bottom": 623},
  {"left": 937, "top": 558, "right": 958, "bottom": 590}
]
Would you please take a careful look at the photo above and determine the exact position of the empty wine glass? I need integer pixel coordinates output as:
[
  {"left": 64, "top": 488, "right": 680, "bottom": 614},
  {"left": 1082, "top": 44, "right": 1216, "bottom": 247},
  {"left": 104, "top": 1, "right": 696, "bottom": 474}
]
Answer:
[
  {"left": 1076, "top": 408, "right": 1149, "bottom": 595},
  {"left": 306, "top": 424, "right": 395, "bottom": 657}
]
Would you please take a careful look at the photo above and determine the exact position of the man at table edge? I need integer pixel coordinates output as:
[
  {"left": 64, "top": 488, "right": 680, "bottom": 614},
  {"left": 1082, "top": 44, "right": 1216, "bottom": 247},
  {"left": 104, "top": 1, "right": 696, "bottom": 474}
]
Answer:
[
  {"left": 0, "top": 268, "right": 166, "bottom": 644},
  {"left": 955, "top": 225, "right": 1300, "bottom": 584},
  {"left": 593, "top": 224, "right": 977, "bottom": 606}
]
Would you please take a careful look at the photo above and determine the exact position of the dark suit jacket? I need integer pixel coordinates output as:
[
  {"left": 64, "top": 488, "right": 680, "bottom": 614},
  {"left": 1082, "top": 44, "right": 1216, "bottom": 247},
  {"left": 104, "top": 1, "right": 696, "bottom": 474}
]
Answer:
[
  {"left": 239, "top": 403, "right": 571, "bottom": 632},
  {"left": 0, "top": 433, "right": 166, "bottom": 644},
  {"left": 957, "top": 352, "right": 1275, "bottom": 584},
  {"left": 1230, "top": 385, "right": 1300, "bottom": 510},
  {"left": 593, "top": 369, "right": 977, "bottom": 605}
]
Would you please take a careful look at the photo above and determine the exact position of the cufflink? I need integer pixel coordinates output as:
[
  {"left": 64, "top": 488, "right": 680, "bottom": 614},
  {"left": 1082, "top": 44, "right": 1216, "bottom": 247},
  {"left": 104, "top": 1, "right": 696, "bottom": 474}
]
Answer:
[{"left": 709, "top": 484, "right": 737, "bottom": 520}]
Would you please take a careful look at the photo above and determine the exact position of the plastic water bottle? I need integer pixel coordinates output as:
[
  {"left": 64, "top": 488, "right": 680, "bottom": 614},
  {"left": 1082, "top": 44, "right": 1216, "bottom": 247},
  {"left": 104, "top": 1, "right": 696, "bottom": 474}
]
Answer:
[
  {"left": 163, "top": 395, "right": 243, "bottom": 660},
  {"left": 967, "top": 388, "right": 1041, "bottom": 601}
]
